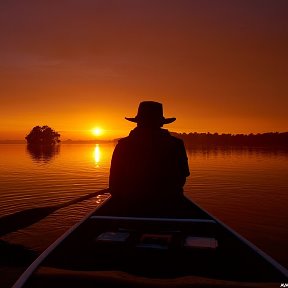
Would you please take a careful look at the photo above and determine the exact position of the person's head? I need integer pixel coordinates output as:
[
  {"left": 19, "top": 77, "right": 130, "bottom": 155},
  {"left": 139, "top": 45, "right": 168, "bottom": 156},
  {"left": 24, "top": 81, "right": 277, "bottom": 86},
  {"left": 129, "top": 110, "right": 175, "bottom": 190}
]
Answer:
[{"left": 125, "top": 101, "right": 176, "bottom": 128}]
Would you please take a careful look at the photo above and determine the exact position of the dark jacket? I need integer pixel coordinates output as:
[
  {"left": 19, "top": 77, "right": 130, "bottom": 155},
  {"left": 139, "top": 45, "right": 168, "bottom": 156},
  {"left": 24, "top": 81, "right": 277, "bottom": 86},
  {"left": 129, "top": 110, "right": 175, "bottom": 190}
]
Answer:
[{"left": 109, "top": 127, "right": 190, "bottom": 205}]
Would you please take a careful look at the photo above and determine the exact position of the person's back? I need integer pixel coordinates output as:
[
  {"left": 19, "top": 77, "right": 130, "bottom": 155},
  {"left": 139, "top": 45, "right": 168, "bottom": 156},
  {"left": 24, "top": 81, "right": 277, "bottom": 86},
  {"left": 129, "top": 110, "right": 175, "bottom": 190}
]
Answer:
[
  {"left": 105, "top": 101, "right": 190, "bottom": 216},
  {"left": 110, "top": 126, "right": 189, "bottom": 204}
]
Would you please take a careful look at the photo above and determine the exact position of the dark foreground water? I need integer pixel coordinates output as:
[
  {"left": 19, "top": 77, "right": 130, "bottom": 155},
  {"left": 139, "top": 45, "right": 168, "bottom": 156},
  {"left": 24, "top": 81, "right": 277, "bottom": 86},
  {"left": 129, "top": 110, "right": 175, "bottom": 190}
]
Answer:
[{"left": 0, "top": 143, "right": 288, "bottom": 285}]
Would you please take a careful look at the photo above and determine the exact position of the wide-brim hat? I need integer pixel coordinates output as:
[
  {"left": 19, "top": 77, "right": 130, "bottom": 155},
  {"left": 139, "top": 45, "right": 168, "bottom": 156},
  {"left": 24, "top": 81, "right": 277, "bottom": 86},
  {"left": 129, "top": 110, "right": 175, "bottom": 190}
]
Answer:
[{"left": 125, "top": 101, "right": 176, "bottom": 125}]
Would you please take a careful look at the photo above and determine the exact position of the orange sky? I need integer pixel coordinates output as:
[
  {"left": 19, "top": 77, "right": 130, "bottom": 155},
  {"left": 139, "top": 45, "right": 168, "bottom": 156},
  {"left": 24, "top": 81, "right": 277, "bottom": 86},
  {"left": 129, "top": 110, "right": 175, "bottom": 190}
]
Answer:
[{"left": 0, "top": 1, "right": 287, "bottom": 140}]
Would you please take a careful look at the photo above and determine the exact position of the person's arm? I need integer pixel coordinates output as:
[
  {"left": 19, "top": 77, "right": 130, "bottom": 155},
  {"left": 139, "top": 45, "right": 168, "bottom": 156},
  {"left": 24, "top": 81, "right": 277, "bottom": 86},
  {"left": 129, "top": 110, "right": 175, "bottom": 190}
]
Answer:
[
  {"left": 109, "top": 143, "right": 123, "bottom": 195},
  {"left": 177, "top": 139, "right": 190, "bottom": 187}
]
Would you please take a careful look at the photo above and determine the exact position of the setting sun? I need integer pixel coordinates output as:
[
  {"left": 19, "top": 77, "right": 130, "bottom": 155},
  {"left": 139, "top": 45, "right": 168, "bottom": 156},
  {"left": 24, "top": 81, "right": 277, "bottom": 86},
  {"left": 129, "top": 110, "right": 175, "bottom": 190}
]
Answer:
[{"left": 92, "top": 128, "right": 103, "bottom": 136}]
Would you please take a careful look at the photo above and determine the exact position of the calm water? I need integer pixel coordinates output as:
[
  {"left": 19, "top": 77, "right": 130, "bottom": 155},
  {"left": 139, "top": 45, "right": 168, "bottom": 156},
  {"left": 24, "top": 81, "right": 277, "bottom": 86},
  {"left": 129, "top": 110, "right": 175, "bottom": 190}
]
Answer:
[{"left": 0, "top": 143, "right": 288, "bottom": 269}]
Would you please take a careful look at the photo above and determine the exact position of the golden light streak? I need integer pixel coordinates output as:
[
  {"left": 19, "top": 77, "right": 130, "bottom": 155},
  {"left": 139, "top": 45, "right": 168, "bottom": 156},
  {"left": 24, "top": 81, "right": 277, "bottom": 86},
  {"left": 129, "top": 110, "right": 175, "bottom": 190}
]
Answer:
[{"left": 94, "top": 144, "right": 101, "bottom": 166}]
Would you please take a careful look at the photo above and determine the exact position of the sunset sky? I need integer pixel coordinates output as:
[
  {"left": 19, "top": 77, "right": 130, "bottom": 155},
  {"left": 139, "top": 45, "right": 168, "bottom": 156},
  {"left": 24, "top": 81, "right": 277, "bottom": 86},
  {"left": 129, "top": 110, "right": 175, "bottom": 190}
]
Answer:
[{"left": 1, "top": 0, "right": 287, "bottom": 140}]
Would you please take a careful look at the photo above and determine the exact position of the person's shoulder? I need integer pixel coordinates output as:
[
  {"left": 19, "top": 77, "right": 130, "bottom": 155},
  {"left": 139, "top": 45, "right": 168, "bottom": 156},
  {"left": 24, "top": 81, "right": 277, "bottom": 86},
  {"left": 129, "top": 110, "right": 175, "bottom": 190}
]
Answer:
[
  {"left": 115, "top": 136, "right": 135, "bottom": 150},
  {"left": 162, "top": 130, "right": 185, "bottom": 146},
  {"left": 116, "top": 136, "right": 129, "bottom": 145},
  {"left": 165, "top": 131, "right": 184, "bottom": 144},
  {"left": 171, "top": 136, "right": 185, "bottom": 147},
  {"left": 112, "top": 138, "right": 129, "bottom": 155}
]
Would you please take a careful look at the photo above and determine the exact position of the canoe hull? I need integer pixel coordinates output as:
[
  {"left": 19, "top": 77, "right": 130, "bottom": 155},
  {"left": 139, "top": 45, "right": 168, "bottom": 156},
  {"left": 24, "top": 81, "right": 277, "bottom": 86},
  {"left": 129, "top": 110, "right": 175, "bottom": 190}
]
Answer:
[{"left": 13, "top": 194, "right": 288, "bottom": 287}]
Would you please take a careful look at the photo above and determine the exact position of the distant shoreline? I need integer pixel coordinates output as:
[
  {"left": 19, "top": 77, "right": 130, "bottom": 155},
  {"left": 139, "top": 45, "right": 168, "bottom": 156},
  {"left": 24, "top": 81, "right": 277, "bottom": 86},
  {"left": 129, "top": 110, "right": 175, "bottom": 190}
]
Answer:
[
  {"left": 1, "top": 131, "right": 288, "bottom": 147},
  {"left": 172, "top": 132, "right": 288, "bottom": 148}
]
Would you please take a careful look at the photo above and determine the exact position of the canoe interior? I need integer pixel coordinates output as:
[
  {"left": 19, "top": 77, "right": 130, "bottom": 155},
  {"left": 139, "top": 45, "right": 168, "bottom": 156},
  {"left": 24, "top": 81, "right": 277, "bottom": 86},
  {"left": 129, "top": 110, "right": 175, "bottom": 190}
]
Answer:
[{"left": 21, "top": 197, "right": 287, "bottom": 287}]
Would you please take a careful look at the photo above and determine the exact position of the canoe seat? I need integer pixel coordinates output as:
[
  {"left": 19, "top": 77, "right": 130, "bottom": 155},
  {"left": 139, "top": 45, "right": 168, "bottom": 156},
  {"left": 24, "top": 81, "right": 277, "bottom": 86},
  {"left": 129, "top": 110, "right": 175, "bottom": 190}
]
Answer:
[{"left": 89, "top": 215, "right": 217, "bottom": 224}]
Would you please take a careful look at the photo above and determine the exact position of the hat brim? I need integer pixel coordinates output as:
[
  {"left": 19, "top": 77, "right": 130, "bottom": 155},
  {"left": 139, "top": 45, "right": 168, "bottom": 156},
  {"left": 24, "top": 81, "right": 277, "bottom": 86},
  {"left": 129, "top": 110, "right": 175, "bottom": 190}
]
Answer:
[{"left": 125, "top": 117, "right": 176, "bottom": 124}]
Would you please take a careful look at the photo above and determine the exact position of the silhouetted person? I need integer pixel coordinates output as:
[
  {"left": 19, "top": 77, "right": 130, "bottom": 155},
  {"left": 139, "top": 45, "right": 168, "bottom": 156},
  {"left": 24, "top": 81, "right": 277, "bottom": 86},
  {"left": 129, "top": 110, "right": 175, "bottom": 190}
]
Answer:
[{"left": 108, "top": 101, "right": 190, "bottom": 216}]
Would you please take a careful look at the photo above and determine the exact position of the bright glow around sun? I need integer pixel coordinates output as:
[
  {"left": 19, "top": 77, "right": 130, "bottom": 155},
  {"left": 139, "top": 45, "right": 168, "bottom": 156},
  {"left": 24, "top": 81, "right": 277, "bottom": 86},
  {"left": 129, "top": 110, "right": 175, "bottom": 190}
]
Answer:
[{"left": 92, "top": 127, "right": 103, "bottom": 136}]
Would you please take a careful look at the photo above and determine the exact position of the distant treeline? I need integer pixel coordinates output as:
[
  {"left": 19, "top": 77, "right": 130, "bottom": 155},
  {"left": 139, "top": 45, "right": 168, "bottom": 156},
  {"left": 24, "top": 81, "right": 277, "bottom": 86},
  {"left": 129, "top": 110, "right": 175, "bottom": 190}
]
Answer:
[{"left": 172, "top": 132, "right": 288, "bottom": 148}]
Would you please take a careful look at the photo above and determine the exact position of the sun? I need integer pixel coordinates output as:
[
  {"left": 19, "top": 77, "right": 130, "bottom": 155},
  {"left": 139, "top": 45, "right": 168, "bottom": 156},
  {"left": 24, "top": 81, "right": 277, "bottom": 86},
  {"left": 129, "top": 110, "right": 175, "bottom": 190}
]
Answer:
[{"left": 92, "top": 127, "right": 103, "bottom": 136}]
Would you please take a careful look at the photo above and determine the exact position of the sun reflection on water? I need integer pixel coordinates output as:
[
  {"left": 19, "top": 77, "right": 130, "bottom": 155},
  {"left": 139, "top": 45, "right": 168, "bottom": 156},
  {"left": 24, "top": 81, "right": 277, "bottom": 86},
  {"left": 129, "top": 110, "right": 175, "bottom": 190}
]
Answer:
[{"left": 94, "top": 144, "right": 101, "bottom": 167}]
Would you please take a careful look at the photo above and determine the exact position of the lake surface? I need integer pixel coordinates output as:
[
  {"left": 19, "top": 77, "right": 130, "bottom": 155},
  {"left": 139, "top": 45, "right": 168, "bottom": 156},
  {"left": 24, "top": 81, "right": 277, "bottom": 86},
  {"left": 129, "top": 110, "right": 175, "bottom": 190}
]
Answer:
[{"left": 1, "top": 143, "right": 288, "bottom": 270}]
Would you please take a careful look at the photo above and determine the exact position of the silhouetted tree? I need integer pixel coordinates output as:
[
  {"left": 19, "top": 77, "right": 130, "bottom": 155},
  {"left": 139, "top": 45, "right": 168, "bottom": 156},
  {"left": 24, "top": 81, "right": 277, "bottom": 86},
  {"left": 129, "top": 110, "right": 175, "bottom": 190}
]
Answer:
[{"left": 25, "top": 126, "right": 60, "bottom": 145}]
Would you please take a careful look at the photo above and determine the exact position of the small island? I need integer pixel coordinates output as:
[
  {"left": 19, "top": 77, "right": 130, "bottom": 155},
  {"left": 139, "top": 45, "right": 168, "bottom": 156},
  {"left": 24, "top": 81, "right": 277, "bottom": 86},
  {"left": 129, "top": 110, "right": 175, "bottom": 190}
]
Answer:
[{"left": 25, "top": 126, "right": 60, "bottom": 145}]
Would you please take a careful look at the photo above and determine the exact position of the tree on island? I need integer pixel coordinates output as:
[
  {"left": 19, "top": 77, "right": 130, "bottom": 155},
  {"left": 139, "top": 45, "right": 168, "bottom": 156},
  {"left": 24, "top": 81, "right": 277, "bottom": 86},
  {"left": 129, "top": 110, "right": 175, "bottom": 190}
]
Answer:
[{"left": 25, "top": 126, "right": 60, "bottom": 145}]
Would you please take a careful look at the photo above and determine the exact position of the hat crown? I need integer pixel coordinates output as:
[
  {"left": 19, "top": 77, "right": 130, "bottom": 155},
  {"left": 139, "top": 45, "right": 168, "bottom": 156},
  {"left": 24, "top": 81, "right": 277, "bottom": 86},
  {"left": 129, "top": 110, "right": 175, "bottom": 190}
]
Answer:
[{"left": 137, "top": 101, "right": 164, "bottom": 120}]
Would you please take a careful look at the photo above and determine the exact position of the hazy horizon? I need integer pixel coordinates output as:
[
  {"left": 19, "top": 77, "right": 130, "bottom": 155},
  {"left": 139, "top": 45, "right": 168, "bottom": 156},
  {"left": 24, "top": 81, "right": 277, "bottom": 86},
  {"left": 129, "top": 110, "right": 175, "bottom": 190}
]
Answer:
[{"left": 1, "top": 130, "right": 288, "bottom": 143}]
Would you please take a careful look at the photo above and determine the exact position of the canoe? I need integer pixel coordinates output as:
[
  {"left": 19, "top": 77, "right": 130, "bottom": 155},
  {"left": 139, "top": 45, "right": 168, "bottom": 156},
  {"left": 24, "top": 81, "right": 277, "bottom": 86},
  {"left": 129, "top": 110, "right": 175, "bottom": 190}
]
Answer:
[{"left": 13, "top": 192, "right": 288, "bottom": 288}]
